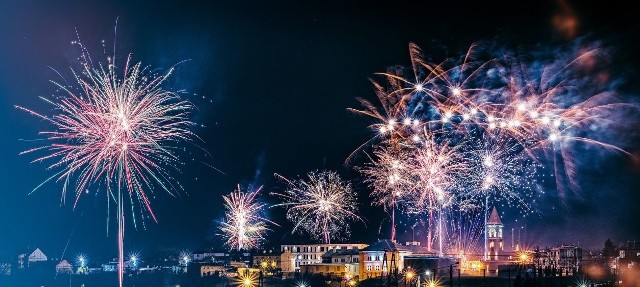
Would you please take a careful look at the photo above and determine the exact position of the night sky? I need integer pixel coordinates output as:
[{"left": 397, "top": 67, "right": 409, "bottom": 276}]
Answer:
[{"left": 1, "top": 0, "right": 639, "bottom": 263}]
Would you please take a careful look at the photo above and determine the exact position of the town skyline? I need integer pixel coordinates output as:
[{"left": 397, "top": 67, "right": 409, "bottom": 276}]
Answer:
[{"left": 1, "top": 0, "right": 640, "bottom": 265}]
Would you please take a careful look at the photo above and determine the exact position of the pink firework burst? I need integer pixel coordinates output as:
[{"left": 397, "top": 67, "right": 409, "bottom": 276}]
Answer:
[{"left": 17, "top": 36, "right": 196, "bottom": 287}]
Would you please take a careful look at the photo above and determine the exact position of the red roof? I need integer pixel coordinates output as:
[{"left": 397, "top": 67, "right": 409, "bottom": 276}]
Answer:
[{"left": 487, "top": 207, "right": 502, "bottom": 225}]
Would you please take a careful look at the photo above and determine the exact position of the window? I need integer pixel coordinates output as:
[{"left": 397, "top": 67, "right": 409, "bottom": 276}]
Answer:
[
  {"left": 341, "top": 258, "right": 345, "bottom": 262},
  {"left": 375, "top": 265, "right": 380, "bottom": 271},
  {"left": 367, "top": 256, "right": 371, "bottom": 261},
  {"left": 366, "top": 265, "right": 372, "bottom": 271}
]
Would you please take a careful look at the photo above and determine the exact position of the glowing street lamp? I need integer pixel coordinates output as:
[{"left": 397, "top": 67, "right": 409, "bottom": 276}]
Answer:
[
  {"left": 76, "top": 255, "right": 88, "bottom": 274},
  {"left": 405, "top": 270, "right": 415, "bottom": 287},
  {"left": 131, "top": 255, "right": 138, "bottom": 268}
]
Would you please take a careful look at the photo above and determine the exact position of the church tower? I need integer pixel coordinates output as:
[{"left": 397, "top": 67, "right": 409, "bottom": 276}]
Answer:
[{"left": 485, "top": 207, "right": 503, "bottom": 261}]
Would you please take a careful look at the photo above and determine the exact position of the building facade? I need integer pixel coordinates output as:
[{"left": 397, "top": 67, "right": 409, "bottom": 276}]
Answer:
[
  {"left": 536, "top": 245, "right": 582, "bottom": 275},
  {"left": 252, "top": 252, "right": 281, "bottom": 273},
  {"left": 485, "top": 207, "right": 504, "bottom": 261},
  {"left": 358, "top": 239, "right": 416, "bottom": 279},
  {"left": 280, "top": 243, "right": 368, "bottom": 272},
  {"left": 300, "top": 263, "right": 347, "bottom": 276}
]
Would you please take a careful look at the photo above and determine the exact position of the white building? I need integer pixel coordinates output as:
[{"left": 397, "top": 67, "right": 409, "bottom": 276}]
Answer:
[
  {"left": 28, "top": 248, "right": 47, "bottom": 262},
  {"left": 280, "top": 243, "right": 368, "bottom": 272},
  {"left": 56, "top": 260, "right": 73, "bottom": 274},
  {"left": 359, "top": 239, "right": 419, "bottom": 279}
]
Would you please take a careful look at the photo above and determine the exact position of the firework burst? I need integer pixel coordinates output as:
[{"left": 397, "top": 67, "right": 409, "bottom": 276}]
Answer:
[
  {"left": 271, "top": 170, "right": 363, "bottom": 244},
  {"left": 219, "top": 184, "right": 275, "bottom": 250},
  {"left": 17, "top": 31, "right": 196, "bottom": 287},
  {"left": 350, "top": 40, "right": 637, "bottom": 257}
]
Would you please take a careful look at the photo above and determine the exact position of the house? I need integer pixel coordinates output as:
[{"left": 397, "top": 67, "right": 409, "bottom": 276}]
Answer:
[
  {"left": 359, "top": 239, "right": 419, "bottom": 279},
  {"left": 28, "top": 248, "right": 47, "bottom": 263},
  {"left": 281, "top": 250, "right": 296, "bottom": 273},
  {"left": 300, "top": 263, "right": 346, "bottom": 277},
  {"left": 280, "top": 243, "right": 368, "bottom": 272},
  {"left": 192, "top": 251, "right": 226, "bottom": 263},
  {"left": 327, "top": 248, "right": 361, "bottom": 276},
  {"left": 200, "top": 264, "right": 225, "bottom": 277},
  {"left": 252, "top": 250, "right": 281, "bottom": 270},
  {"left": 617, "top": 241, "right": 640, "bottom": 287},
  {"left": 535, "top": 245, "right": 582, "bottom": 275},
  {"left": 55, "top": 260, "right": 73, "bottom": 274}
]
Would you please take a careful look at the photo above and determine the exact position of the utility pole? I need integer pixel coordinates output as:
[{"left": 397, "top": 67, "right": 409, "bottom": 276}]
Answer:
[{"left": 483, "top": 268, "right": 486, "bottom": 287}]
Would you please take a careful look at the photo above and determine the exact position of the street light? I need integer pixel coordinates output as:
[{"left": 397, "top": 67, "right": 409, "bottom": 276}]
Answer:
[
  {"left": 404, "top": 270, "right": 415, "bottom": 287},
  {"left": 426, "top": 278, "right": 439, "bottom": 287},
  {"left": 77, "top": 255, "right": 87, "bottom": 274},
  {"left": 131, "top": 255, "right": 138, "bottom": 269}
]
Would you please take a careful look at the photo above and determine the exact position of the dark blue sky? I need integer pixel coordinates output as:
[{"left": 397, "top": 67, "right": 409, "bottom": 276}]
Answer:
[{"left": 1, "top": 0, "right": 639, "bottom": 263}]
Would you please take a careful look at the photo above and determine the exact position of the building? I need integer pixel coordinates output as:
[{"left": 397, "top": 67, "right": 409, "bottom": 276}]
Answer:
[
  {"left": 55, "top": 260, "right": 73, "bottom": 274},
  {"left": 617, "top": 241, "right": 639, "bottom": 287},
  {"left": 192, "top": 251, "right": 227, "bottom": 263},
  {"left": 280, "top": 243, "right": 368, "bottom": 272},
  {"left": 280, "top": 250, "right": 296, "bottom": 273},
  {"left": 325, "top": 248, "right": 359, "bottom": 264},
  {"left": 535, "top": 245, "right": 582, "bottom": 275},
  {"left": 252, "top": 250, "right": 281, "bottom": 270},
  {"left": 358, "top": 239, "right": 428, "bottom": 279},
  {"left": 17, "top": 248, "right": 48, "bottom": 269},
  {"left": 200, "top": 264, "right": 225, "bottom": 277},
  {"left": 618, "top": 241, "right": 640, "bottom": 270},
  {"left": 485, "top": 207, "right": 504, "bottom": 261},
  {"left": 300, "top": 263, "right": 347, "bottom": 277}
]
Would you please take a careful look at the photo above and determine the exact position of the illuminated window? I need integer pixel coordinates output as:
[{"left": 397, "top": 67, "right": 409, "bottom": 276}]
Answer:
[
  {"left": 367, "top": 265, "right": 372, "bottom": 271},
  {"left": 375, "top": 265, "right": 380, "bottom": 271}
]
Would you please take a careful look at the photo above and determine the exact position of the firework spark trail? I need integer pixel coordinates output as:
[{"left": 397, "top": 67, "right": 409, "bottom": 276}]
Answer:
[
  {"left": 349, "top": 40, "right": 637, "bottom": 257},
  {"left": 407, "top": 130, "right": 471, "bottom": 255},
  {"left": 359, "top": 143, "right": 412, "bottom": 209},
  {"left": 358, "top": 142, "right": 414, "bottom": 242},
  {"left": 271, "top": 170, "right": 363, "bottom": 244},
  {"left": 219, "top": 185, "right": 275, "bottom": 250},
  {"left": 17, "top": 34, "right": 195, "bottom": 287}
]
